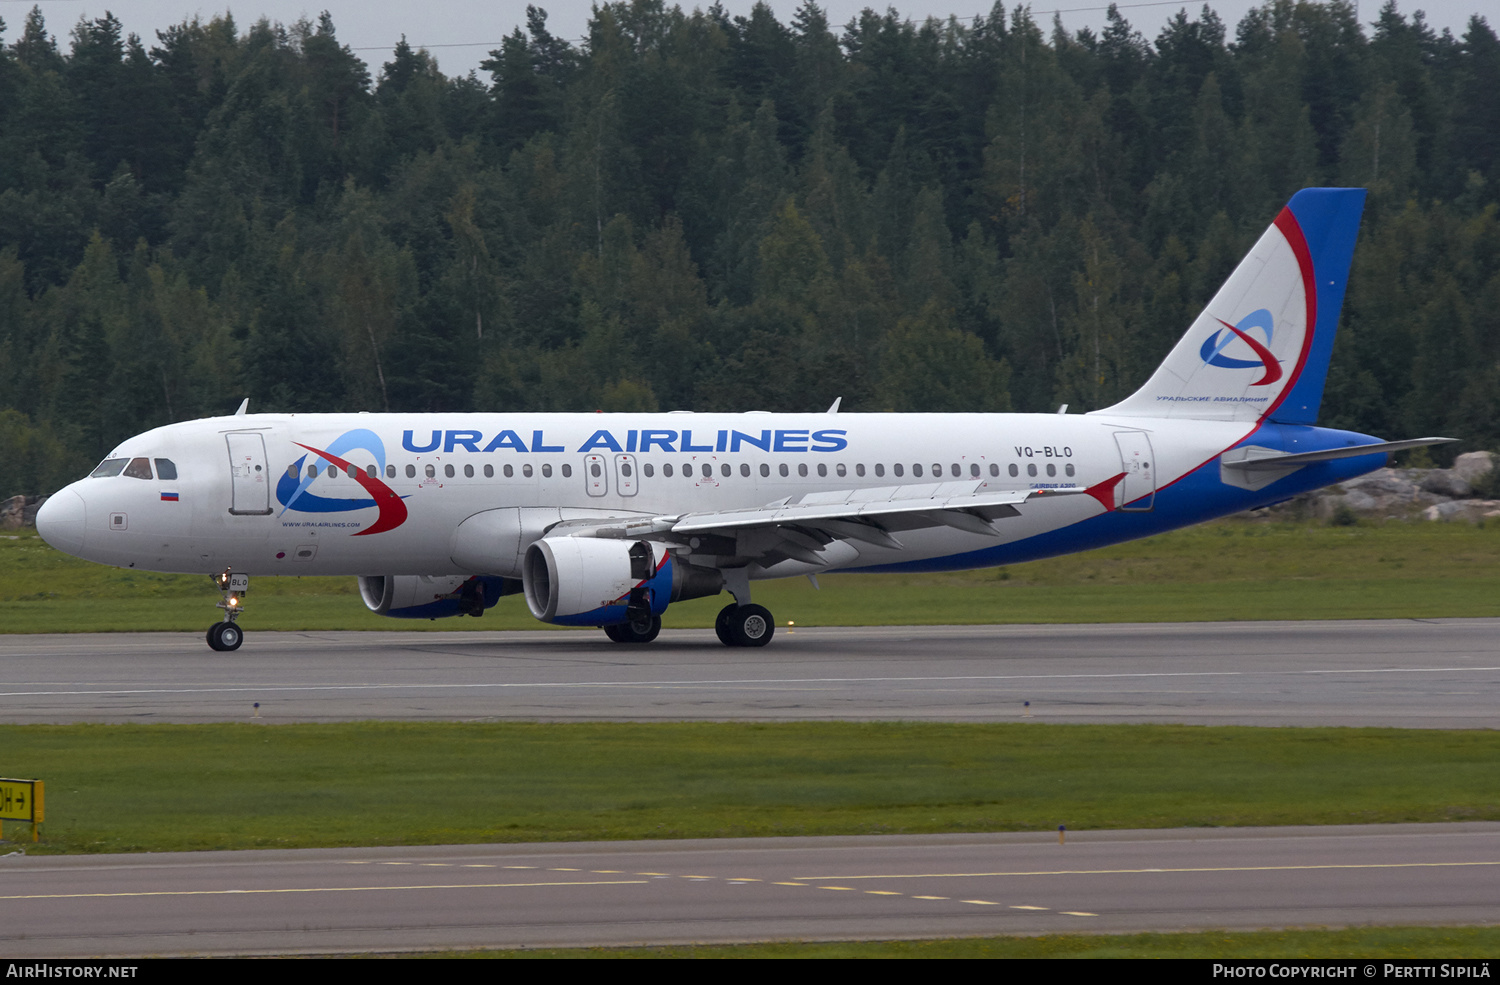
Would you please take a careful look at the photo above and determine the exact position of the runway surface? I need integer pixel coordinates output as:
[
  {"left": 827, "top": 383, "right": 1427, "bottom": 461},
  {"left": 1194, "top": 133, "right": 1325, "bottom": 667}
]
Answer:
[
  {"left": 1, "top": 619, "right": 1498, "bottom": 726},
  {"left": 3, "top": 823, "right": 1497, "bottom": 956}
]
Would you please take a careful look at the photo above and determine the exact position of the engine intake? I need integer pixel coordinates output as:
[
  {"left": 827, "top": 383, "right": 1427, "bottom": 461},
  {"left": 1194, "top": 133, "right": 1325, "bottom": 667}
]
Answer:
[{"left": 522, "top": 537, "right": 722, "bottom": 626}]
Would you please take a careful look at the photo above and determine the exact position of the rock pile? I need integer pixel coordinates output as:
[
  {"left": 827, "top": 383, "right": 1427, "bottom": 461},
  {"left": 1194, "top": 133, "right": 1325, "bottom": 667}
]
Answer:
[
  {"left": 1258, "top": 451, "right": 1500, "bottom": 523},
  {"left": 0, "top": 494, "right": 48, "bottom": 530}
]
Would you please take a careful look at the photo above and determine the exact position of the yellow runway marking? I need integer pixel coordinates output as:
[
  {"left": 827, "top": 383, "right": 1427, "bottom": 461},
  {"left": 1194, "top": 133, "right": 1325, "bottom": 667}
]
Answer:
[
  {"left": 962, "top": 900, "right": 999, "bottom": 905},
  {"left": 1010, "top": 905, "right": 1049, "bottom": 910},
  {"left": 865, "top": 891, "right": 902, "bottom": 896},
  {"left": 913, "top": 895, "right": 949, "bottom": 900},
  {"left": 1061, "top": 911, "right": 1098, "bottom": 917},
  {"left": 795, "top": 861, "right": 1500, "bottom": 880}
]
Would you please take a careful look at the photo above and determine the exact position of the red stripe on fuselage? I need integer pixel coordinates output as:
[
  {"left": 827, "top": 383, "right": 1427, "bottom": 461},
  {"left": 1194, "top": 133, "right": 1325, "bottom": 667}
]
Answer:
[{"left": 294, "top": 442, "right": 409, "bottom": 536}]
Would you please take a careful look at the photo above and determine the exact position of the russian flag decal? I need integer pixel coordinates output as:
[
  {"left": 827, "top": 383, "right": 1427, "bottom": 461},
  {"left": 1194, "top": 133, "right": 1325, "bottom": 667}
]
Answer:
[{"left": 161, "top": 492, "right": 179, "bottom": 502}]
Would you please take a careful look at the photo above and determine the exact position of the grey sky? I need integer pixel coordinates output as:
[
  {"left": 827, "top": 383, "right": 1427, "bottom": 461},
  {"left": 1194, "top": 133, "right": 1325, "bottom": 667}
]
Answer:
[{"left": 5, "top": 1, "right": 1492, "bottom": 81}]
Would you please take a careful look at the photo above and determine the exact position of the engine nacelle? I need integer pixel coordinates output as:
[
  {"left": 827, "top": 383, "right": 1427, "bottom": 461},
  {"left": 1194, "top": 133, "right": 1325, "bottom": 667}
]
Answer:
[
  {"left": 522, "top": 537, "right": 722, "bottom": 626},
  {"left": 358, "top": 574, "right": 519, "bottom": 619}
]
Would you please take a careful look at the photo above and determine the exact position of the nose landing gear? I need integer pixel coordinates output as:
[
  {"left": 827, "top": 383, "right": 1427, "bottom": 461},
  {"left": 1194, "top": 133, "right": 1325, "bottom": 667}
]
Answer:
[{"left": 207, "top": 569, "right": 247, "bottom": 651}]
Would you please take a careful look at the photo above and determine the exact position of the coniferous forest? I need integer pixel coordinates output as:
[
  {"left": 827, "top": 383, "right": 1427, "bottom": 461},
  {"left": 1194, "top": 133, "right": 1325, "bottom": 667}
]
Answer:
[{"left": 2, "top": 0, "right": 1499, "bottom": 499}]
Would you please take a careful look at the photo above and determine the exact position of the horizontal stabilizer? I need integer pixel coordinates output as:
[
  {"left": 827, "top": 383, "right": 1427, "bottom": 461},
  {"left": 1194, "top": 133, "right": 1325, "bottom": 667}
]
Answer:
[{"left": 1225, "top": 437, "right": 1457, "bottom": 471}]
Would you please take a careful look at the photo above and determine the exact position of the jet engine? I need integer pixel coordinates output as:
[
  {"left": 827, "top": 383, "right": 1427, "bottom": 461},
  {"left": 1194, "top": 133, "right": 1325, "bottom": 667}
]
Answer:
[
  {"left": 357, "top": 574, "right": 519, "bottom": 619},
  {"left": 522, "top": 537, "right": 722, "bottom": 626}
]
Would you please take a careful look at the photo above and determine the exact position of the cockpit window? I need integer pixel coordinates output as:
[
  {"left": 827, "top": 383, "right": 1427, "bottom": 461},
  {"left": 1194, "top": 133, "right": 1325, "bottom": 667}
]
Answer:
[
  {"left": 123, "top": 457, "right": 153, "bottom": 479},
  {"left": 155, "top": 459, "right": 178, "bottom": 480},
  {"left": 90, "top": 458, "right": 129, "bottom": 478}
]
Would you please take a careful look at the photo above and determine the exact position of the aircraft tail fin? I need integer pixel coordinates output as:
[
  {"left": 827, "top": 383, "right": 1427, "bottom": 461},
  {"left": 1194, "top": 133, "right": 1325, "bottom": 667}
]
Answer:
[{"left": 1096, "top": 188, "right": 1367, "bottom": 425}]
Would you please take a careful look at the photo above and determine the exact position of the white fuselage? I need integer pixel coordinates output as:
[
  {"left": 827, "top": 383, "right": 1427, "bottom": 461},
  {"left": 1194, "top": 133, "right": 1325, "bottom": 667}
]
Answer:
[{"left": 39, "top": 410, "right": 1284, "bottom": 580}]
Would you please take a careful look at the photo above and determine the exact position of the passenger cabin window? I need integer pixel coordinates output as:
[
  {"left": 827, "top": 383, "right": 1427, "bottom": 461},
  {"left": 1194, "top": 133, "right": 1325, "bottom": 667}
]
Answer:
[
  {"left": 856, "top": 464, "right": 865, "bottom": 477},
  {"left": 90, "top": 458, "right": 129, "bottom": 478},
  {"left": 425, "top": 465, "right": 435, "bottom": 478},
  {"left": 759, "top": 464, "right": 769, "bottom": 477},
  {"left": 523, "top": 464, "right": 534, "bottom": 478},
  {"left": 445, "top": 464, "right": 455, "bottom": 478},
  {"left": 817, "top": 464, "right": 827, "bottom": 477},
  {"left": 875, "top": 464, "right": 885, "bottom": 477},
  {"left": 406, "top": 465, "right": 416, "bottom": 478},
  {"left": 1009, "top": 464, "right": 1019, "bottom": 477},
  {"left": 562, "top": 464, "right": 572, "bottom": 478},
  {"left": 464, "top": 464, "right": 474, "bottom": 478},
  {"left": 913, "top": 464, "right": 923, "bottom": 478},
  {"left": 286, "top": 465, "right": 298, "bottom": 480},
  {"left": 484, "top": 465, "right": 494, "bottom": 478},
  {"left": 366, "top": 465, "right": 377, "bottom": 478},
  {"left": 893, "top": 464, "right": 903, "bottom": 477},
  {"left": 542, "top": 464, "right": 552, "bottom": 478},
  {"left": 123, "top": 457, "right": 153, "bottom": 480},
  {"left": 503, "top": 464, "right": 513, "bottom": 478},
  {"left": 779, "top": 464, "right": 789, "bottom": 477},
  {"left": 155, "top": 459, "right": 178, "bottom": 480},
  {"left": 663, "top": 464, "right": 674, "bottom": 477},
  {"left": 798, "top": 464, "right": 808, "bottom": 477},
  {"left": 386, "top": 465, "right": 396, "bottom": 479}
]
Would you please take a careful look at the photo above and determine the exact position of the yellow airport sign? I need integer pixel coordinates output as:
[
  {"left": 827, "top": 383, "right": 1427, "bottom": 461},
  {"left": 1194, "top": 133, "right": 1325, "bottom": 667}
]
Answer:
[{"left": 0, "top": 778, "right": 43, "bottom": 842}]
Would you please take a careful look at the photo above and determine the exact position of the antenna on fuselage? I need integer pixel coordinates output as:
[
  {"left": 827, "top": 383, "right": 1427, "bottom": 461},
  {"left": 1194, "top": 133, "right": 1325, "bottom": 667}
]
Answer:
[
  {"left": 1056, "top": 404, "right": 1069, "bottom": 415},
  {"left": 234, "top": 398, "right": 250, "bottom": 416},
  {"left": 826, "top": 397, "right": 842, "bottom": 414}
]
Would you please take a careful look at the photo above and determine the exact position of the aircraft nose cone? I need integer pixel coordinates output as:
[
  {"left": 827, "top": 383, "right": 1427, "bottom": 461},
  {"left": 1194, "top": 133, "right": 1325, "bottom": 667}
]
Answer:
[{"left": 36, "top": 488, "right": 86, "bottom": 556}]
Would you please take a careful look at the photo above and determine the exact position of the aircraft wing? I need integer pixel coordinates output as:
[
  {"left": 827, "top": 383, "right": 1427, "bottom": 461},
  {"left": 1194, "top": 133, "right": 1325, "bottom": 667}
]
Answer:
[
  {"left": 539, "top": 477, "right": 1113, "bottom": 571},
  {"left": 672, "top": 481, "right": 1066, "bottom": 538}
]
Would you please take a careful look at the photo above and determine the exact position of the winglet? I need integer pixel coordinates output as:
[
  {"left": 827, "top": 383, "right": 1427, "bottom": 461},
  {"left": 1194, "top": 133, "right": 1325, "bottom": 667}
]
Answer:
[
  {"left": 826, "top": 397, "right": 842, "bottom": 414},
  {"left": 1084, "top": 473, "right": 1126, "bottom": 511},
  {"left": 234, "top": 398, "right": 250, "bottom": 416}
]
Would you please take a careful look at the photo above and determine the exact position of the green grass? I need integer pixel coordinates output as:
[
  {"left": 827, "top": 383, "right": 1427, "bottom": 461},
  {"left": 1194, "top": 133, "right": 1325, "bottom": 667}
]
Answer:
[
  {"left": 6, "top": 519, "right": 1500, "bottom": 633},
  {"left": 426, "top": 927, "right": 1500, "bottom": 957},
  {"left": 4, "top": 722, "right": 1497, "bottom": 855}
]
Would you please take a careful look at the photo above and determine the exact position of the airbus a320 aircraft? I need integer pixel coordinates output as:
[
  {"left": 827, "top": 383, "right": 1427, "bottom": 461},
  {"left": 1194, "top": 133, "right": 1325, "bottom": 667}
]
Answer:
[{"left": 36, "top": 188, "right": 1451, "bottom": 651}]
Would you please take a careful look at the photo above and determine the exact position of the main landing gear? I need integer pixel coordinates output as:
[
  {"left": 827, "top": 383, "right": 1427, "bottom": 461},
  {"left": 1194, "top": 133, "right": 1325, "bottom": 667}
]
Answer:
[
  {"left": 715, "top": 603, "right": 775, "bottom": 647},
  {"left": 207, "top": 569, "right": 247, "bottom": 652}
]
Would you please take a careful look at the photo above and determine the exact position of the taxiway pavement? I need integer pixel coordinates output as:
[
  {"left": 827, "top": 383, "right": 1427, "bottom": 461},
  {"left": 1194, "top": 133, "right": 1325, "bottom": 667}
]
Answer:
[{"left": 3, "top": 823, "right": 1497, "bottom": 956}]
